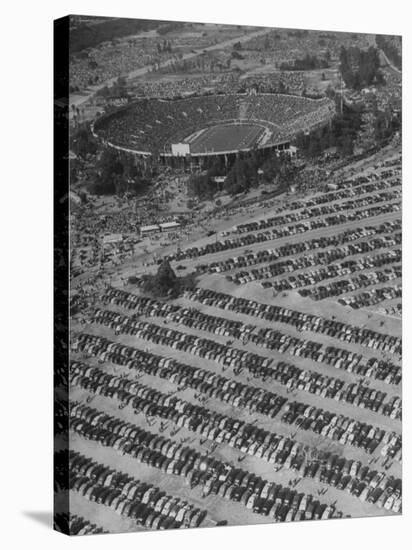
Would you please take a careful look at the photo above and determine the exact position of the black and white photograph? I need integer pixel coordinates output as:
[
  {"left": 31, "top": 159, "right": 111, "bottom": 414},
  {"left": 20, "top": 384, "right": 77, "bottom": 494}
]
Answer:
[{"left": 52, "top": 14, "right": 403, "bottom": 536}]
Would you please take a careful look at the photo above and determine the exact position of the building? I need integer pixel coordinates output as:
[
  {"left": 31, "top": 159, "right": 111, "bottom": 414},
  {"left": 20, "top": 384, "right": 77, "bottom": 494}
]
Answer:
[
  {"left": 159, "top": 221, "right": 181, "bottom": 232},
  {"left": 103, "top": 233, "right": 123, "bottom": 245},
  {"left": 140, "top": 224, "right": 160, "bottom": 236}
]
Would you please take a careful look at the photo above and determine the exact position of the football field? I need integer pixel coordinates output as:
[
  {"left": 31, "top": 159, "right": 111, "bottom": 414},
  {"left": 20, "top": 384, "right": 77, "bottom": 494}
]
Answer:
[{"left": 188, "top": 123, "right": 265, "bottom": 154}]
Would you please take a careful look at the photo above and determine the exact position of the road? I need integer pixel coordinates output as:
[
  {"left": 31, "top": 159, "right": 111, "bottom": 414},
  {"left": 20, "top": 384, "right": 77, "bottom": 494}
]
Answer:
[{"left": 375, "top": 43, "right": 401, "bottom": 75}]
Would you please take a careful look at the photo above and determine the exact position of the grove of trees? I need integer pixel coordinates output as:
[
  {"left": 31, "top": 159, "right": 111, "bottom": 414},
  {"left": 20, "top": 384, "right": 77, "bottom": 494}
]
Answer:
[
  {"left": 70, "top": 126, "right": 98, "bottom": 159},
  {"left": 187, "top": 149, "right": 297, "bottom": 200},
  {"left": 90, "top": 149, "right": 151, "bottom": 195},
  {"left": 141, "top": 259, "right": 178, "bottom": 298},
  {"left": 295, "top": 105, "right": 363, "bottom": 158},
  {"left": 70, "top": 17, "right": 171, "bottom": 55},
  {"left": 141, "top": 259, "right": 197, "bottom": 298},
  {"left": 340, "top": 46, "right": 384, "bottom": 90}
]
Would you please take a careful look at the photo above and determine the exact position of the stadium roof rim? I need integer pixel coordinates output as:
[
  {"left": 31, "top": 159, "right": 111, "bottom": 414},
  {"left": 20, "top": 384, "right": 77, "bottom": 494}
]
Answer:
[{"left": 93, "top": 132, "right": 293, "bottom": 158}]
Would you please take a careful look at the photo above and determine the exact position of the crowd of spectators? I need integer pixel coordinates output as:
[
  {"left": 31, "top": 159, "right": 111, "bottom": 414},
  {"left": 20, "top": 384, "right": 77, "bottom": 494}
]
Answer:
[
  {"left": 244, "top": 29, "right": 372, "bottom": 67},
  {"left": 130, "top": 73, "right": 240, "bottom": 99},
  {"left": 70, "top": 28, "right": 243, "bottom": 92},
  {"left": 94, "top": 94, "right": 334, "bottom": 154}
]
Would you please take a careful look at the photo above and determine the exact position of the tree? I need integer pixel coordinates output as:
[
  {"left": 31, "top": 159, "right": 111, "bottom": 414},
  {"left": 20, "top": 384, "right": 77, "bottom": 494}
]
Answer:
[
  {"left": 340, "top": 45, "right": 383, "bottom": 90},
  {"left": 71, "top": 126, "right": 98, "bottom": 159},
  {"left": 141, "top": 259, "right": 179, "bottom": 298}
]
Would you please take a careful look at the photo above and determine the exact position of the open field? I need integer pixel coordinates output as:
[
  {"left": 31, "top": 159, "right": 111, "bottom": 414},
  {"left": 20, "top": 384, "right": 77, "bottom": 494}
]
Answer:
[{"left": 188, "top": 123, "right": 265, "bottom": 154}]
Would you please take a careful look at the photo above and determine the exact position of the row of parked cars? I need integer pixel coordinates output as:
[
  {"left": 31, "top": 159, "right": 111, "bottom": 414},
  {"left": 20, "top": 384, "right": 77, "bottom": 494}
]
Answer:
[
  {"left": 92, "top": 300, "right": 401, "bottom": 419},
  {"left": 101, "top": 285, "right": 401, "bottom": 386},
  {"left": 70, "top": 402, "right": 341, "bottom": 523},
  {"left": 171, "top": 200, "right": 400, "bottom": 263},
  {"left": 196, "top": 220, "right": 401, "bottom": 276},
  {"left": 237, "top": 172, "right": 400, "bottom": 225},
  {"left": 298, "top": 264, "right": 401, "bottom": 302},
  {"left": 282, "top": 400, "right": 384, "bottom": 453},
  {"left": 72, "top": 330, "right": 397, "bottom": 463},
  {"left": 338, "top": 285, "right": 402, "bottom": 310},
  {"left": 54, "top": 514, "right": 107, "bottom": 535},
  {"left": 234, "top": 241, "right": 401, "bottom": 287},
  {"left": 233, "top": 185, "right": 400, "bottom": 235},
  {"left": 67, "top": 450, "right": 208, "bottom": 530},
  {"left": 73, "top": 325, "right": 288, "bottom": 420},
  {"left": 254, "top": 326, "right": 401, "bottom": 386},
  {"left": 381, "top": 431, "right": 402, "bottom": 463},
  {"left": 136, "top": 286, "right": 401, "bottom": 387},
  {"left": 69, "top": 363, "right": 402, "bottom": 512},
  {"left": 183, "top": 287, "right": 402, "bottom": 358}
]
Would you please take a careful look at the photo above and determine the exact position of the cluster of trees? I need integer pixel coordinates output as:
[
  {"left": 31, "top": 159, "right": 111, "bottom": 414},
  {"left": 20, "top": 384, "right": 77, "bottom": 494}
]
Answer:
[
  {"left": 187, "top": 173, "right": 220, "bottom": 201},
  {"left": 287, "top": 30, "right": 309, "bottom": 38},
  {"left": 70, "top": 126, "right": 98, "bottom": 159},
  {"left": 280, "top": 53, "right": 330, "bottom": 71},
  {"left": 340, "top": 46, "right": 384, "bottom": 90},
  {"left": 141, "top": 259, "right": 179, "bottom": 298},
  {"left": 295, "top": 105, "right": 363, "bottom": 158},
  {"left": 295, "top": 100, "right": 400, "bottom": 159},
  {"left": 222, "top": 156, "right": 260, "bottom": 195},
  {"left": 373, "top": 108, "right": 401, "bottom": 145},
  {"left": 157, "top": 21, "right": 185, "bottom": 35},
  {"left": 70, "top": 17, "right": 170, "bottom": 55},
  {"left": 156, "top": 39, "right": 172, "bottom": 54},
  {"left": 187, "top": 150, "right": 297, "bottom": 199},
  {"left": 141, "top": 259, "right": 197, "bottom": 298},
  {"left": 376, "top": 35, "right": 402, "bottom": 71},
  {"left": 90, "top": 149, "right": 152, "bottom": 196}
]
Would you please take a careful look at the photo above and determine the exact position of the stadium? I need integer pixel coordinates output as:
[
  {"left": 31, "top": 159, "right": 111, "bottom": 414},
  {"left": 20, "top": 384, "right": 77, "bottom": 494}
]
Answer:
[{"left": 92, "top": 93, "right": 336, "bottom": 163}]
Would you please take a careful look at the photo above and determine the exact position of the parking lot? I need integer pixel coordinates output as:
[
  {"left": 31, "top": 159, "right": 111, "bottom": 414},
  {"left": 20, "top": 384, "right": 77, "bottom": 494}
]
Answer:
[{"left": 65, "top": 146, "right": 402, "bottom": 532}]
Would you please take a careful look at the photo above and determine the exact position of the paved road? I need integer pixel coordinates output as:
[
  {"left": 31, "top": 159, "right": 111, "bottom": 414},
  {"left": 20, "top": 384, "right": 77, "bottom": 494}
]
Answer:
[{"left": 376, "top": 43, "right": 401, "bottom": 75}]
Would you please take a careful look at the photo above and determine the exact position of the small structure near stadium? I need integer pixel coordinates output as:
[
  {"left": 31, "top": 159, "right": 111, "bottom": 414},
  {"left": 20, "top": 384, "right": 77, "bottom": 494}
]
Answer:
[
  {"left": 140, "top": 224, "right": 161, "bottom": 236},
  {"left": 103, "top": 233, "right": 123, "bottom": 245},
  {"left": 159, "top": 221, "right": 181, "bottom": 232}
]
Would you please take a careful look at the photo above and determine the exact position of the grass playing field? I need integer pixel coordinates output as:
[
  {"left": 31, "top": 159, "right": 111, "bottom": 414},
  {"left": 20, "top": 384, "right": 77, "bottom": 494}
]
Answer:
[{"left": 188, "top": 122, "right": 265, "bottom": 154}]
